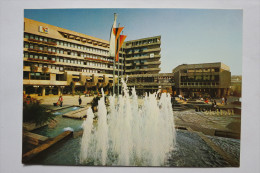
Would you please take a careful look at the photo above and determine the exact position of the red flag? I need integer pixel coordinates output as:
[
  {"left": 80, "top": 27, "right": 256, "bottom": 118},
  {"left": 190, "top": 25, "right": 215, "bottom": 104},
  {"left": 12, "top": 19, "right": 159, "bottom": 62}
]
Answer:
[{"left": 116, "top": 35, "right": 127, "bottom": 62}]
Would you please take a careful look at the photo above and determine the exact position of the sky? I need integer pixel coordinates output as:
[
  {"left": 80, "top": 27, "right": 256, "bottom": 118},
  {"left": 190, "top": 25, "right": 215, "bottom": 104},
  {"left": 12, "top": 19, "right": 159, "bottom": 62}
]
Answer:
[{"left": 24, "top": 9, "right": 242, "bottom": 75}]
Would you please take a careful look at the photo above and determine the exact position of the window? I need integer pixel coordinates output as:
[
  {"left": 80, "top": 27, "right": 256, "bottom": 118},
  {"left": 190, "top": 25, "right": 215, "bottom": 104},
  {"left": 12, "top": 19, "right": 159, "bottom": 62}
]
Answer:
[
  {"left": 25, "top": 33, "right": 29, "bottom": 38},
  {"left": 39, "top": 55, "right": 43, "bottom": 59},
  {"left": 35, "top": 36, "right": 39, "bottom": 40},
  {"left": 35, "top": 55, "right": 38, "bottom": 59},
  {"left": 57, "top": 41, "right": 60, "bottom": 45},
  {"left": 44, "top": 38, "right": 47, "bottom": 42},
  {"left": 24, "top": 53, "right": 29, "bottom": 58},
  {"left": 24, "top": 43, "right": 29, "bottom": 48},
  {"left": 29, "top": 54, "right": 34, "bottom": 58}
]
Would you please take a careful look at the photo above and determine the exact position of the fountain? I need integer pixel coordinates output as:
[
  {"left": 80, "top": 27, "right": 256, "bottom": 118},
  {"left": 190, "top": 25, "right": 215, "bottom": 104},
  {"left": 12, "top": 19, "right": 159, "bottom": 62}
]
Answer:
[{"left": 80, "top": 78, "right": 176, "bottom": 166}]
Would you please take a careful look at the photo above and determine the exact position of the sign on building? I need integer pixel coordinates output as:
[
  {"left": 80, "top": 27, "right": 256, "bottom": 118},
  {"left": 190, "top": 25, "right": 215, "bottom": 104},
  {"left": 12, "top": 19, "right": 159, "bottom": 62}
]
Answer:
[{"left": 39, "top": 26, "right": 48, "bottom": 34}]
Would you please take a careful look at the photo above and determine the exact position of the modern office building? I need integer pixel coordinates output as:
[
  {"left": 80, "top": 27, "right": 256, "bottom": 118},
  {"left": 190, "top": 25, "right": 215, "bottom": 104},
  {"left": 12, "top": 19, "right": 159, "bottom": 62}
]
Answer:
[
  {"left": 172, "top": 62, "right": 231, "bottom": 98},
  {"left": 123, "top": 36, "right": 163, "bottom": 94},
  {"left": 23, "top": 18, "right": 123, "bottom": 96}
]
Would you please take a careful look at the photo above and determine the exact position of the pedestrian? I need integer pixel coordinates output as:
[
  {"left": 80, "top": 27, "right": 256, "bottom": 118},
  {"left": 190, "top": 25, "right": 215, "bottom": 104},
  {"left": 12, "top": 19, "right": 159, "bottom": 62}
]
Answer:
[
  {"left": 222, "top": 96, "right": 225, "bottom": 104},
  {"left": 58, "top": 96, "right": 63, "bottom": 107},
  {"left": 78, "top": 96, "right": 82, "bottom": 105},
  {"left": 225, "top": 96, "right": 228, "bottom": 105}
]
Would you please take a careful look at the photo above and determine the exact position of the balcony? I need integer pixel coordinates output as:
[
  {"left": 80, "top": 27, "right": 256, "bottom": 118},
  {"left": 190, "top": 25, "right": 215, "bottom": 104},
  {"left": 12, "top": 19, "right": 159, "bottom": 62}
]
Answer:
[
  {"left": 85, "top": 57, "right": 112, "bottom": 64},
  {"left": 125, "top": 61, "right": 161, "bottom": 66},
  {"left": 124, "top": 41, "right": 161, "bottom": 49},
  {"left": 26, "top": 57, "right": 55, "bottom": 63},
  {"left": 125, "top": 67, "right": 161, "bottom": 73},
  {"left": 126, "top": 48, "right": 161, "bottom": 55},
  {"left": 23, "top": 79, "right": 67, "bottom": 86},
  {"left": 127, "top": 82, "right": 173, "bottom": 87},
  {"left": 126, "top": 55, "right": 161, "bottom": 61},
  {"left": 25, "top": 38, "right": 57, "bottom": 46},
  {"left": 26, "top": 48, "right": 57, "bottom": 55}
]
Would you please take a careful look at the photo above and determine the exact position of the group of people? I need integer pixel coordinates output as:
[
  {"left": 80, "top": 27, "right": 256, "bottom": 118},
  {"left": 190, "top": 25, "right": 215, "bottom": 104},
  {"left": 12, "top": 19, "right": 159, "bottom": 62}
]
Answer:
[{"left": 56, "top": 95, "right": 82, "bottom": 107}]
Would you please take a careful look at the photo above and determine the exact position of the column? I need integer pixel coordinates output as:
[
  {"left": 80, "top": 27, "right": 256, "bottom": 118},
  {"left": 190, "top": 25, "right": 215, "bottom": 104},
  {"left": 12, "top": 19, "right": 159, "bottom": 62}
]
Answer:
[
  {"left": 58, "top": 86, "right": 61, "bottom": 96},
  {"left": 42, "top": 86, "right": 46, "bottom": 96},
  {"left": 217, "top": 88, "right": 221, "bottom": 98}
]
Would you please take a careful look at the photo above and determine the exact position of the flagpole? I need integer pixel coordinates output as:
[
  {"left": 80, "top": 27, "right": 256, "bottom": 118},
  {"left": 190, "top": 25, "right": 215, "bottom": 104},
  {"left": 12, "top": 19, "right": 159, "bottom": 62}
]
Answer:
[
  {"left": 117, "top": 23, "right": 121, "bottom": 96},
  {"left": 112, "top": 13, "right": 117, "bottom": 96}
]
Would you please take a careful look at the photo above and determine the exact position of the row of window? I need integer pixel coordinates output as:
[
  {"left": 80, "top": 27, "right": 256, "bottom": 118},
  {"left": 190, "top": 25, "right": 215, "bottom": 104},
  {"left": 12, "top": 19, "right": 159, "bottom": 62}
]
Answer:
[
  {"left": 134, "top": 60, "right": 148, "bottom": 63},
  {"left": 24, "top": 42, "right": 111, "bottom": 60},
  {"left": 24, "top": 53, "right": 110, "bottom": 68},
  {"left": 181, "top": 75, "right": 219, "bottom": 82},
  {"left": 126, "top": 53, "right": 148, "bottom": 58},
  {"left": 28, "top": 63, "right": 103, "bottom": 74},
  {"left": 24, "top": 33, "right": 109, "bottom": 54},
  {"left": 180, "top": 82, "right": 220, "bottom": 86},
  {"left": 181, "top": 68, "right": 220, "bottom": 73},
  {"left": 126, "top": 38, "right": 160, "bottom": 47}
]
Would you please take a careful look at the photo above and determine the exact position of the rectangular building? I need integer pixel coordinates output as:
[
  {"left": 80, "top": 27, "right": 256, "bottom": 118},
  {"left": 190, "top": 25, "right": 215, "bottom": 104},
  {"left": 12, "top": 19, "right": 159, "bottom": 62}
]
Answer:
[
  {"left": 23, "top": 18, "right": 123, "bottom": 96},
  {"left": 123, "top": 36, "right": 162, "bottom": 94},
  {"left": 172, "top": 62, "right": 231, "bottom": 98}
]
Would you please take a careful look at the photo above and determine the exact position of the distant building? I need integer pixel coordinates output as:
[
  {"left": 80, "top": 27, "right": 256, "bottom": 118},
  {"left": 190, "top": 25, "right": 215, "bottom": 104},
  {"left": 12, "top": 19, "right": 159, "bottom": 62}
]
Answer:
[{"left": 172, "top": 62, "right": 231, "bottom": 98}]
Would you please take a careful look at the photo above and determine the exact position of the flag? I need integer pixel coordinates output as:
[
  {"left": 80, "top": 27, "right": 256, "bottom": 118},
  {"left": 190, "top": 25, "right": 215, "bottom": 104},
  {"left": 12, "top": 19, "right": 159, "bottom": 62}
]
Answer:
[
  {"left": 113, "top": 27, "right": 124, "bottom": 61},
  {"left": 108, "top": 13, "right": 117, "bottom": 57},
  {"left": 115, "top": 35, "right": 127, "bottom": 62}
]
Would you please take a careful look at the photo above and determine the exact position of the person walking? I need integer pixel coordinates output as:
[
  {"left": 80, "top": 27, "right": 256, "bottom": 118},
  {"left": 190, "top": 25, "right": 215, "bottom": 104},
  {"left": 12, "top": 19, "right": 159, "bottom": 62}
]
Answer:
[
  {"left": 58, "top": 96, "right": 63, "bottom": 107},
  {"left": 78, "top": 96, "right": 82, "bottom": 105},
  {"left": 225, "top": 96, "right": 228, "bottom": 105},
  {"left": 222, "top": 96, "right": 225, "bottom": 104}
]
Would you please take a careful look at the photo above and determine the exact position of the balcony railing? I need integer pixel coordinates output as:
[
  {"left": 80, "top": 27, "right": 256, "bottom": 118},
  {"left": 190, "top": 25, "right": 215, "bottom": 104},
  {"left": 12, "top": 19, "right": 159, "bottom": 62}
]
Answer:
[
  {"left": 27, "top": 48, "right": 57, "bottom": 55},
  {"left": 27, "top": 57, "right": 55, "bottom": 63},
  {"left": 125, "top": 55, "right": 161, "bottom": 61},
  {"left": 27, "top": 38, "right": 57, "bottom": 46},
  {"left": 125, "top": 67, "right": 161, "bottom": 73},
  {"left": 85, "top": 57, "right": 112, "bottom": 64},
  {"left": 125, "top": 48, "right": 161, "bottom": 55},
  {"left": 125, "top": 61, "right": 161, "bottom": 66},
  {"left": 124, "top": 41, "right": 161, "bottom": 49}
]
